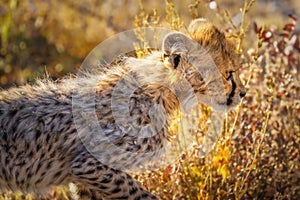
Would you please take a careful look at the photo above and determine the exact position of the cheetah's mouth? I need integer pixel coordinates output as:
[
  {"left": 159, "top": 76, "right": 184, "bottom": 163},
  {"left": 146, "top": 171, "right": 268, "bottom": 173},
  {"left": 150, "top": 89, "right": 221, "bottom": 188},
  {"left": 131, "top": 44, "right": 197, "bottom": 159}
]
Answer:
[{"left": 226, "top": 79, "right": 236, "bottom": 106}]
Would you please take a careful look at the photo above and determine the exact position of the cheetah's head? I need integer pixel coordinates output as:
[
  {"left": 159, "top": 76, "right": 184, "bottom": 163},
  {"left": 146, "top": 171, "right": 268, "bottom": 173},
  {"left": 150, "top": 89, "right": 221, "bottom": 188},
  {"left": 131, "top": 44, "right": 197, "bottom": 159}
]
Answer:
[{"left": 162, "top": 19, "right": 246, "bottom": 111}]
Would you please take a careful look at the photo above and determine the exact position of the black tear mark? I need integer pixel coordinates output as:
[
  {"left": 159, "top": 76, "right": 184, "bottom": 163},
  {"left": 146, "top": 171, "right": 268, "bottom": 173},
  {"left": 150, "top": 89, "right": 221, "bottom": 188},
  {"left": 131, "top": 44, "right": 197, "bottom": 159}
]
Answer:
[{"left": 226, "top": 79, "right": 236, "bottom": 105}]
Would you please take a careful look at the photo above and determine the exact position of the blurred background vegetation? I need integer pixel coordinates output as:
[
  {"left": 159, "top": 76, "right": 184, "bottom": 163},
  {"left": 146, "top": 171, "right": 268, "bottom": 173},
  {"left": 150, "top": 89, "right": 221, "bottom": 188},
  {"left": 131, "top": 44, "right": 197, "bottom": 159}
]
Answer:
[
  {"left": 0, "top": 0, "right": 299, "bottom": 87},
  {"left": 0, "top": 0, "right": 299, "bottom": 199}
]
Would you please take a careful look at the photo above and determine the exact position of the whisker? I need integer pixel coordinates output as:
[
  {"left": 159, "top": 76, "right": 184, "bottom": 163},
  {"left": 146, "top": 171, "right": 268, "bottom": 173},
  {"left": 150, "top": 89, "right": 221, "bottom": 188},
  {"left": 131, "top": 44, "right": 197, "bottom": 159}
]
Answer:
[
  {"left": 242, "top": 91, "right": 255, "bottom": 95},
  {"left": 236, "top": 65, "right": 250, "bottom": 71}
]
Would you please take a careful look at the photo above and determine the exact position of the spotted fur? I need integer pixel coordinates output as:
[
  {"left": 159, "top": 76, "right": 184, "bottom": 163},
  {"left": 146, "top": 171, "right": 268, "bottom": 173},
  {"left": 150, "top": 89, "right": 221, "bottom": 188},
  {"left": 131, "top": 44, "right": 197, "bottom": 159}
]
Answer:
[{"left": 0, "top": 19, "right": 246, "bottom": 199}]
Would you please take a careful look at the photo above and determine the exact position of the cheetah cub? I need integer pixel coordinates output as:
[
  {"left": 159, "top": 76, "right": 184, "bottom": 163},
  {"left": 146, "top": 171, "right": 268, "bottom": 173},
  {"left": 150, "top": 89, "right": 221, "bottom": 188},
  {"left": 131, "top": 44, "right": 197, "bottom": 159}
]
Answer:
[{"left": 0, "top": 19, "right": 246, "bottom": 199}]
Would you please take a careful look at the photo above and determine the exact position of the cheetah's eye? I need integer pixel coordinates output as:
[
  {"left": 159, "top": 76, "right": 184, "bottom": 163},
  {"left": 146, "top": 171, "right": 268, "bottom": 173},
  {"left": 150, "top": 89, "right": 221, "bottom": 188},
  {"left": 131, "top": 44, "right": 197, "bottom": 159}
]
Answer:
[{"left": 225, "top": 70, "right": 234, "bottom": 81}]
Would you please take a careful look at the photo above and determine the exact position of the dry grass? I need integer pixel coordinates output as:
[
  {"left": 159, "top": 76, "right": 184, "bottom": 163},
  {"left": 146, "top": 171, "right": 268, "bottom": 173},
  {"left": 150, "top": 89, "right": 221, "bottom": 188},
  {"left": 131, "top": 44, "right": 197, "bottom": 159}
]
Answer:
[{"left": 0, "top": 0, "right": 299, "bottom": 199}]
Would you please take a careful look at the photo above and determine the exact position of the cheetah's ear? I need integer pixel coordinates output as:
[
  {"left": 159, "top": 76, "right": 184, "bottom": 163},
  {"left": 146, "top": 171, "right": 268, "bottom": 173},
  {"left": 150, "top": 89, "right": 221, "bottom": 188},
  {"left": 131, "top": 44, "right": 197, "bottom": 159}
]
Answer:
[
  {"left": 162, "top": 32, "right": 192, "bottom": 69},
  {"left": 189, "top": 18, "right": 233, "bottom": 39},
  {"left": 188, "top": 18, "right": 212, "bottom": 34},
  {"left": 188, "top": 18, "right": 226, "bottom": 47}
]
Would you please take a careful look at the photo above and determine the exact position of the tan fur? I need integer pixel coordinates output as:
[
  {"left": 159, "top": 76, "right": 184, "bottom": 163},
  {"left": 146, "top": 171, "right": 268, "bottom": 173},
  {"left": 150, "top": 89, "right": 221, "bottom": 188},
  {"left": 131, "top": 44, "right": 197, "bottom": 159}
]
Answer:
[{"left": 0, "top": 19, "right": 246, "bottom": 199}]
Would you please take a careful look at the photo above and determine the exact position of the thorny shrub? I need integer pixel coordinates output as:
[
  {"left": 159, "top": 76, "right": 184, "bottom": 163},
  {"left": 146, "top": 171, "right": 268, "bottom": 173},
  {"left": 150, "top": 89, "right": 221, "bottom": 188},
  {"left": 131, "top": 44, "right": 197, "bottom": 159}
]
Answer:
[
  {"left": 0, "top": 0, "right": 299, "bottom": 200},
  {"left": 134, "top": 6, "right": 300, "bottom": 200}
]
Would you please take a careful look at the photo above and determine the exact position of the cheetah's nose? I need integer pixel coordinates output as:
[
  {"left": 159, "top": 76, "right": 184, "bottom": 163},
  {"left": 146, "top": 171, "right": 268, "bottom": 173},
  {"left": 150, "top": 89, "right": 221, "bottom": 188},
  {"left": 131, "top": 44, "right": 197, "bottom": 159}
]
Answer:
[{"left": 239, "top": 91, "right": 246, "bottom": 98}]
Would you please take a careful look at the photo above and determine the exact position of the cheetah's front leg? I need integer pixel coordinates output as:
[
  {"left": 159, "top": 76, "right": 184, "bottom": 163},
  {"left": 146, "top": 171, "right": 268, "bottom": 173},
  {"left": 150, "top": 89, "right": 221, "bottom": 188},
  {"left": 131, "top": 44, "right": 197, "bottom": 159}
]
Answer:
[{"left": 70, "top": 151, "right": 157, "bottom": 200}]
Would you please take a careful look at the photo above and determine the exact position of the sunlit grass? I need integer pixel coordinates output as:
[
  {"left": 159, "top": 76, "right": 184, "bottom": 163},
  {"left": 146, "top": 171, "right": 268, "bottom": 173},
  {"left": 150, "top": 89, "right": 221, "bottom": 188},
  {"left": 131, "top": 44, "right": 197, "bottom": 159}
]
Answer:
[{"left": 0, "top": 0, "right": 299, "bottom": 199}]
